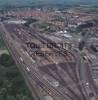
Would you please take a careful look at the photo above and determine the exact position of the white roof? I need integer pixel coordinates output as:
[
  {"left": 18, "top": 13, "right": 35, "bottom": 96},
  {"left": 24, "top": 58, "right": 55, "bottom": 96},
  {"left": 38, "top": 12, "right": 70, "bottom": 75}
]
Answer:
[
  {"left": 7, "top": 20, "right": 26, "bottom": 24},
  {"left": 64, "top": 30, "right": 67, "bottom": 33},
  {"left": 64, "top": 34, "right": 72, "bottom": 38},
  {"left": 59, "top": 31, "right": 63, "bottom": 33}
]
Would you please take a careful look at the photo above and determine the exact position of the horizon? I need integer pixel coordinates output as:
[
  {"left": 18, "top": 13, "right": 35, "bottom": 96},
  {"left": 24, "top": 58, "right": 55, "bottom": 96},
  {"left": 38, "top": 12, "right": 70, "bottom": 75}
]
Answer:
[{"left": 0, "top": 0, "right": 98, "bottom": 7}]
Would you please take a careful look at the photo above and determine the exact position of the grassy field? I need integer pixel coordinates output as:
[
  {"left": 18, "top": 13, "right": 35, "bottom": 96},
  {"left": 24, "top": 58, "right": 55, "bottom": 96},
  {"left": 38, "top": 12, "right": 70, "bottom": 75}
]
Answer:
[
  {"left": 0, "top": 37, "right": 34, "bottom": 100},
  {"left": 0, "top": 50, "right": 9, "bottom": 54}
]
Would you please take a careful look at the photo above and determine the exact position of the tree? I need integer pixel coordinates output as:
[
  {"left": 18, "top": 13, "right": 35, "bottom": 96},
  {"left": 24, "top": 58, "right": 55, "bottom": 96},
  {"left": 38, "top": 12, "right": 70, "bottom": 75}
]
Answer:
[
  {"left": 7, "top": 96, "right": 16, "bottom": 100},
  {"left": 0, "top": 53, "right": 14, "bottom": 67},
  {"left": 0, "top": 88, "right": 7, "bottom": 100}
]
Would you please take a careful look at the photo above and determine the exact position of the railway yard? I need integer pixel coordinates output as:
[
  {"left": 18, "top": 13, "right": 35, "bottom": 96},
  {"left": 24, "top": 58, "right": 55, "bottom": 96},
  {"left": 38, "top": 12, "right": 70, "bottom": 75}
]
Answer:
[{"left": 0, "top": 7, "right": 98, "bottom": 100}]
